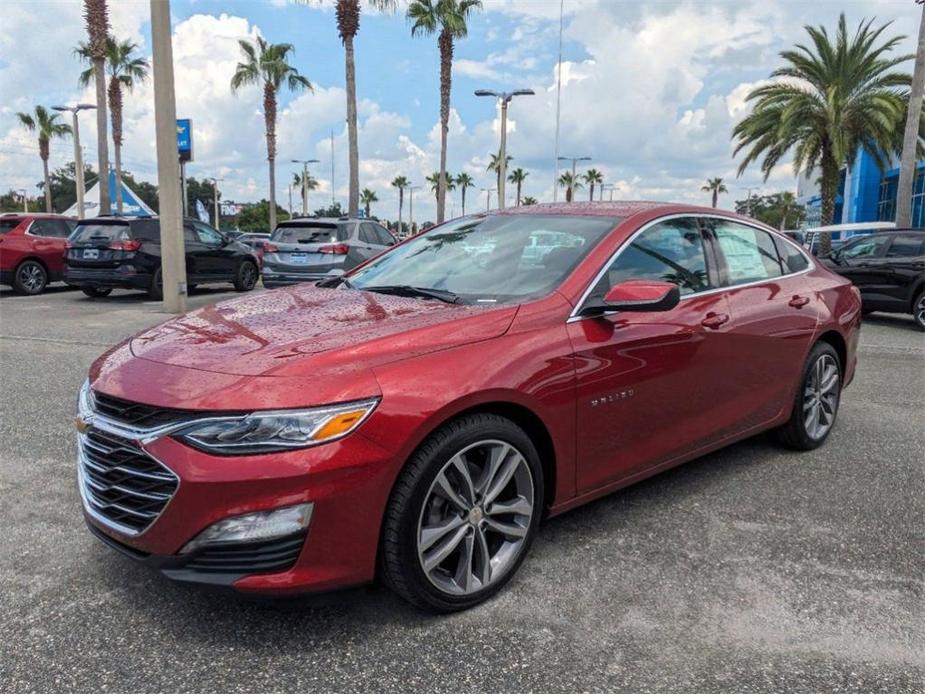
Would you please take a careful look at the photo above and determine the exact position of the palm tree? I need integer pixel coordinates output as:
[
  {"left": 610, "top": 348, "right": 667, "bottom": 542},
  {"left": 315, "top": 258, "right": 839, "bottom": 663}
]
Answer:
[
  {"left": 292, "top": 171, "right": 318, "bottom": 215},
  {"left": 331, "top": 1, "right": 396, "bottom": 217},
  {"left": 455, "top": 172, "right": 474, "bottom": 214},
  {"left": 558, "top": 171, "right": 582, "bottom": 202},
  {"left": 521, "top": 195, "right": 538, "bottom": 206},
  {"left": 391, "top": 175, "right": 409, "bottom": 233},
  {"left": 486, "top": 150, "right": 512, "bottom": 203},
  {"left": 507, "top": 167, "right": 528, "bottom": 206},
  {"left": 778, "top": 191, "right": 798, "bottom": 230},
  {"left": 360, "top": 188, "right": 378, "bottom": 218},
  {"left": 231, "top": 37, "right": 312, "bottom": 231},
  {"left": 82, "top": 0, "right": 110, "bottom": 216},
  {"left": 701, "top": 177, "right": 728, "bottom": 208},
  {"left": 733, "top": 14, "right": 912, "bottom": 253},
  {"left": 583, "top": 169, "right": 603, "bottom": 201},
  {"left": 408, "top": 0, "right": 482, "bottom": 224},
  {"left": 426, "top": 171, "right": 455, "bottom": 203},
  {"left": 77, "top": 37, "right": 148, "bottom": 214},
  {"left": 16, "top": 106, "right": 71, "bottom": 212},
  {"left": 896, "top": 2, "right": 925, "bottom": 227}
]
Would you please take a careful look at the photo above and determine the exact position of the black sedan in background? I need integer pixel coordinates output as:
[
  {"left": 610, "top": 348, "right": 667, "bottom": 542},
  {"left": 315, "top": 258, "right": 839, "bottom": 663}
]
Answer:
[
  {"left": 65, "top": 217, "right": 261, "bottom": 299},
  {"left": 821, "top": 229, "right": 925, "bottom": 330},
  {"left": 261, "top": 217, "right": 395, "bottom": 288}
]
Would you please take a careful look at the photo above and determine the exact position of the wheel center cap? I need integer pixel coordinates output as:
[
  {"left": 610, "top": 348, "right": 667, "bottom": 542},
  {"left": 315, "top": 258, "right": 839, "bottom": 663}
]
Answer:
[{"left": 468, "top": 507, "right": 484, "bottom": 525}]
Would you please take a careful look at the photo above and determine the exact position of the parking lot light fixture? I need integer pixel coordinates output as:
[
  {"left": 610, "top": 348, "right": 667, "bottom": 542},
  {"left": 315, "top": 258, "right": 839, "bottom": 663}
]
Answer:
[
  {"left": 408, "top": 185, "right": 421, "bottom": 234},
  {"left": 475, "top": 89, "right": 534, "bottom": 210},
  {"left": 481, "top": 186, "right": 495, "bottom": 212},
  {"left": 208, "top": 177, "right": 224, "bottom": 229},
  {"left": 15, "top": 188, "right": 28, "bottom": 212},
  {"left": 291, "top": 158, "right": 319, "bottom": 216},
  {"left": 557, "top": 156, "right": 591, "bottom": 202},
  {"left": 52, "top": 104, "right": 95, "bottom": 220}
]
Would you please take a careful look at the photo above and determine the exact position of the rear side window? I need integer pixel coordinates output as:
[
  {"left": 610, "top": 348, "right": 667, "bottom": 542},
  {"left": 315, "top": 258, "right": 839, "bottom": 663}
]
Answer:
[
  {"left": 0, "top": 219, "right": 20, "bottom": 234},
  {"left": 774, "top": 236, "right": 811, "bottom": 274},
  {"left": 359, "top": 223, "right": 378, "bottom": 244},
  {"left": 71, "top": 222, "right": 132, "bottom": 243},
  {"left": 271, "top": 223, "right": 348, "bottom": 244},
  {"left": 886, "top": 235, "right": 925, "bottom": 257},
  {"left": 590, "top": 217, "right": 711, "bottom": 297},
  {"left": 30, "top": 219, "right": 71, "bottom": 238},
  {"left": 840, "top": 235, "right": 890, "bottom": 259},
  {"left": 712, "top": 221, "right": 783, "bottom": 284},
  {"left": 375, "top": 225, "right": 395, "bottom": 245},
  {"left": 131, "top": 220, "right": 161, "bottom": 243}
]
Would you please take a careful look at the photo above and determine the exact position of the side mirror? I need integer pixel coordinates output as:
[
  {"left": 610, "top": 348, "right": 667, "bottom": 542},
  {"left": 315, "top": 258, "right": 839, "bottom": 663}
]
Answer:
[{"left": 580, "top": 279, "right": 681, "bottom": 317}]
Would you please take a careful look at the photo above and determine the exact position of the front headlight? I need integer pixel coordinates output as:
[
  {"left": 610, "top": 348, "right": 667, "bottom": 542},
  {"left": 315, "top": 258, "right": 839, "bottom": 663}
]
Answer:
[{"left": 174, "top": 398, "right": 379, "bottom": 455}]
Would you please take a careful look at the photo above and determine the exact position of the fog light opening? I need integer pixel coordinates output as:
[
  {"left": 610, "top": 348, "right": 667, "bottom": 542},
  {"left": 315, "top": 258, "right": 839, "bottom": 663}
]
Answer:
[{"left": 179, "top": 502, "right": 314, "bottom": 555}]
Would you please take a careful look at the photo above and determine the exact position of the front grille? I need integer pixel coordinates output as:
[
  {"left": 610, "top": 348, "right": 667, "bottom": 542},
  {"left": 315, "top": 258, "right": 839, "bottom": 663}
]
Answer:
[
  {"left": 183, "top": 533, "right": 306, "bottom": 574},
  {"left": 91, "top": 391, "right": 187, "bottom": 429},
  {"left": 79, "top": 427, "right": 179, "bottom": 534}
]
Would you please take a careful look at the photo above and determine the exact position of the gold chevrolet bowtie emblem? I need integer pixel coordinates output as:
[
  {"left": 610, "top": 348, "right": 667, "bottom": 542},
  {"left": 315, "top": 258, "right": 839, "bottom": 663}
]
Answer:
[{"left": 75, "top": 416, "right": 90, "bottom": 433}]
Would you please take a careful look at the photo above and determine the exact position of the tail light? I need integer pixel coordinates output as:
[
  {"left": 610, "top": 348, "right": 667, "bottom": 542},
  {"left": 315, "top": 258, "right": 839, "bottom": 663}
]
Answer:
[
  {"left": 110, "top": 239, "right": 142, "bottom": 252},
  {"left": 263, "top": 242, "right": 279, "bottom": 253},
  {"left": 319, "top": 243, "right": 349, "bottom": 255}
]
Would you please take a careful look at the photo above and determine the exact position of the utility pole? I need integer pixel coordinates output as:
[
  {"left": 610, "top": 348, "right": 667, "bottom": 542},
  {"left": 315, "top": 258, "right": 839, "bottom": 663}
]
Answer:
[
  {"left": 558, "top": 156, "right": 591, "bottom": 202},
  {"left": 408, "top": 185, "right": 421, "bottom": 235},
  {"left": 481, "top": 187, "right": 494, "bottom": 212},
  {"left": 16, "top": 189, "right": 28, "bottom": 212},
  {"left": 330, "top": 130, "right": 336, "bottom": 206},
  {"left": 291, "top": 158, "right": 319, "bottom": 217},
  {"left": 209, "top": 177, "right": 223, "bottom": 229},
  {"left": 601, "top": 183, "right": 616, "bottom": 201},
  {"left": 53, "top": 104, "right": 95, "bottom": 220},
  {"left": 474, "top": 89, "right": 534, "bottom": 210},
  {"left": 150, "top": 0, "right": 187, "bottom": 313}
]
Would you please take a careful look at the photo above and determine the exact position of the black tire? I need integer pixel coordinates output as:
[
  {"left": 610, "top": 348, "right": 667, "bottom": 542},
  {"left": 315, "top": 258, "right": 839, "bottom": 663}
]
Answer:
[
  {"left": 81, "top": 286, "right": 112, "bottom": 298},
  {"left": 233, "top": 260, "right": 258, "bottom": 292},
  {"left": 147, "top": 267, "right": 163, "bottom": 299},
  {"left": 12, "top": 260, "right": 47, "bottom": 295},
  {"left": 913, "top": 289, "right": 925, "bottom": 332},
  {"left": 775, "top": 341, "right": 842, "bottom": 451},
  {"left": 380, "top": 413, "right": 544, "bottom": 613}
]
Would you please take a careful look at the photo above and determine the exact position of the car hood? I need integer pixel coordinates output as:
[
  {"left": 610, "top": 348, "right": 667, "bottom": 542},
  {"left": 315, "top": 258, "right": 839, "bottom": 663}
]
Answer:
[{"left": 129, "top": 284, "right": 518, "bottom": 377}]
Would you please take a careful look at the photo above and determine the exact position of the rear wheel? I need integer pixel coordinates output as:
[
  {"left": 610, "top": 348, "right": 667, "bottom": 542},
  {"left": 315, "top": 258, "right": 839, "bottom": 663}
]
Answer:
[
  {"left": 147, "top": 268, "right": 163, "bottom": 299},
  {"left": 233, "top": 260, "right": 258, "bottom": 292},
  {"left": 13, "top": 260, "right": 47, "bottom": 295},
  {"left": 775, "top": 342, "right": 842, "bottom": 450},
  {"left": 81, "top": 286, "right": 112, "bottom": 298},
  {"left": 380, "top": 414, "right": 543, "bottom": 612},
  {"left": 913, "top": 290, "right": 925, "bottom": 332}
]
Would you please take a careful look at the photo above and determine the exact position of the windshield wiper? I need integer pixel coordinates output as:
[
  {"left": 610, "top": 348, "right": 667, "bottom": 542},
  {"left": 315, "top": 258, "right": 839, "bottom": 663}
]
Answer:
[{"left": 361, "top": 285, "right": 460, "bottom": 304}]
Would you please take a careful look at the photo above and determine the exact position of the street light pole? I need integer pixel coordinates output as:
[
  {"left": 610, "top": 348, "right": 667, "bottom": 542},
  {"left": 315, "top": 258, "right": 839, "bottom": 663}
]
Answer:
[
  {"left": 475, "top": 89, "right": 534, "bottom": 210},
  {"left": 16, "top": 189, "right": 28, "bottom": 212},
  {"left": 208, "top": 177, "right": 223, "bottom": 229},
  {"left": 557, "top": 156, "right": 591, "bottom": 202},
  {"left": 408, "top": 185, "right": 421, "bottom": 235},
  {"left": 150, "top": 0, "right": 187, "bottom": 314},
  {"left": 291, "top": 158, "right": 319, "bottom": 217},
  {"left": 601, "top": 183, "right": 616, "bottom": 201},
  {"left": 53, "top": 104, "right": 95, "bottom": 220},
  {"left": 481, "top": 187, "right": 494, "bottom": 212}
]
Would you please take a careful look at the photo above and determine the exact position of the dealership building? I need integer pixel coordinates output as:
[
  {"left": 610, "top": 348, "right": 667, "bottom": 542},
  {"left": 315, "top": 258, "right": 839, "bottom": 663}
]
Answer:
[{"left": 797, "top": 149, "right": 925, "bottom": 228}]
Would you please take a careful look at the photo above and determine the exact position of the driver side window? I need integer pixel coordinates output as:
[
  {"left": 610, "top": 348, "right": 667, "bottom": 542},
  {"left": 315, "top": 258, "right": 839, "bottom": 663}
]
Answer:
[
  {"left": 840, "top": 235, "right": 890, "bottom": 259},
  {"left": 589, "top": 218, "right": 711, "bottom": 299},
  {"left": 194, "top": 222, "right": 223, "bottom": 246}
]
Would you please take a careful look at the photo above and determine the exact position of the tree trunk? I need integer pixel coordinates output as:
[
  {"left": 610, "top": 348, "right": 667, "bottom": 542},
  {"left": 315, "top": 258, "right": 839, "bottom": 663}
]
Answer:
[
  {"left": 712, "top": 189, "right": 718, "bottom": 208},
  {"left": 94, "top": 57, "right": 110, "bottom": 215},
  {"left": 437, "top": 30, "right": 453, "bottom": 224},
  {"left": 265, "top": 83, "right": 278, "bottom": 231},
  {"left": 398, "top": 189, "right": 404, "bottom": 234},
  {"left": 345, "top": 33, "right": 360, "bottom": 218},
  {"left": 565, "top": 186, "right": 572, "bottom": 203},
  {"left": 819, "top": 153, "right": 839, "bottom": 255},
  {"left": 897, "top": 3, "right": 925, "bottom": 227},
  {"left": 109, "top": 78, "right": 124, "bottom": 214},
  {"left": 42, "top": 155, "right": 52, "bottom": 212},
  {"left": 589, "top": 183, "right": 594, "bottom": 202},
  {"left": 516, "top": 181, "right": 521, "bottom": 206},
  {"left": 461, "top": 186, "right": 466, "bottom": 215}
]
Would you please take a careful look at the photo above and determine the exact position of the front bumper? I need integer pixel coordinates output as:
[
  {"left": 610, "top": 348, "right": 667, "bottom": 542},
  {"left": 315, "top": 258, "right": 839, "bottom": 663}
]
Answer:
[{"left": 78, "top": 412, "right": 397, "bottom": 595}]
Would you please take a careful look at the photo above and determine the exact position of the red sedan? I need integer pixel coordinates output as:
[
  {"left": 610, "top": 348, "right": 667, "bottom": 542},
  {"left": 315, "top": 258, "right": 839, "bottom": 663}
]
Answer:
[
  {"left": 77, "top": 202, "right": 860, "bottom": 612},
  {"left": 0, "top": 213, "right": 75, "bottom": 294}
]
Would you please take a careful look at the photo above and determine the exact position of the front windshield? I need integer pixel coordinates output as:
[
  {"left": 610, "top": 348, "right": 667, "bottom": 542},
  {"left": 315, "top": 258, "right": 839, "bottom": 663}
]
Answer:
[{"left": 347, "top": 214, "right": 620, "bottom": 304}]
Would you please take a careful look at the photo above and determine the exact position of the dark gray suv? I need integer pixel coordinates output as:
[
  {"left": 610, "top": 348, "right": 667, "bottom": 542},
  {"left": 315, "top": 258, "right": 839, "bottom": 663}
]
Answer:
[{"left": 261, "top": 217, "right": 396, "bottom": 288}]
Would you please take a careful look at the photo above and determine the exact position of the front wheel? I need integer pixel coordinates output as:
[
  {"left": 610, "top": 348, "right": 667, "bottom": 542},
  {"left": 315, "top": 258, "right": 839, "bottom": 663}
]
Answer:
[
  {"left": 913, "top": 290, "right": 925, "bottom": 332},
  {"left": 380, "top": 414, "right": 543, "bottom": 613},
  {"left": 13, "top": 260, "right": 47, "bottom": 295},
  {"left": 81, "top": 286, "right": 112, "bottom": 298},
  {"left": 233, "top": 260, "right": 258, "bottom": 292},
  {"left": 775, "top": 342, "right": 842, "bottom": 450},
  {"left": 147, "top": 268, "right": 163, "bottom": 299}
]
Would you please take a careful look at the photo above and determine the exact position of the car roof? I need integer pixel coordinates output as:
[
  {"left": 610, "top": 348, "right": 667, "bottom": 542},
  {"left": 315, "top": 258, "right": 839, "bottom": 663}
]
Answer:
[
  {"left": 0, "top": 212, "right": 74, "bottom": 221},
  {"left": 486, "top": 200, "right": 772, "bottom": 227}
]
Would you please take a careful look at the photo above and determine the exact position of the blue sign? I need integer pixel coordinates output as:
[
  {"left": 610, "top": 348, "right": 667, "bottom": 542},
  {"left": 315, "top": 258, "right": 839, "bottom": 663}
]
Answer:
[{"left": 176, "top": 118, "right": 193, "bottom": 162}]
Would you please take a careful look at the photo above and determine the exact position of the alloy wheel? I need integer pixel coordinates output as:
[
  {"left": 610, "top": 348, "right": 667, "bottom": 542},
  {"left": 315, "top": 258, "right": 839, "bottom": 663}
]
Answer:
[
  {"left": 803, "top": 354, "right": 839, "bottom": 440},
  {"left": 18, "top": 262, "right": 45, "bottom": 293},
  {"left": 915, "top": 293, "right": 925, "bottom": 329},
  {"left": 243, "top": 263, "right": 257, "bottom": 289},
  {"left": 416, "top": 439, "right": 534, "bottom": 596}
]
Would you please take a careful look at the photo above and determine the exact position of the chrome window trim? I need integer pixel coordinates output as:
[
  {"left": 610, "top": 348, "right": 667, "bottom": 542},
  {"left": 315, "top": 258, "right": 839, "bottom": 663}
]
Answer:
[{"left": 567, "top": 213, "right": 816, "bottom": 323}]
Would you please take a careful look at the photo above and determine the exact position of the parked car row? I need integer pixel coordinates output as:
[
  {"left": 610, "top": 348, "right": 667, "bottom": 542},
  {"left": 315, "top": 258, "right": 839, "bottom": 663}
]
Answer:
[{"left": 1, "top": 213, "right": 398, "bottom": 298}]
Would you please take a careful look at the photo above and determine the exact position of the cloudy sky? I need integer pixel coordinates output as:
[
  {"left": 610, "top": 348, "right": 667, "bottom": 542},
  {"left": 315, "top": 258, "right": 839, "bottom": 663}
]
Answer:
[{"left": 0, "top": 0, "right": 921, "bottom": 222}]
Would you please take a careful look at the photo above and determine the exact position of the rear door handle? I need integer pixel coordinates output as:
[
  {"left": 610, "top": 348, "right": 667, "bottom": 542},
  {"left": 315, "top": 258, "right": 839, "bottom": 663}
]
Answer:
[
  {"left": 789, "top": 295, "right": 810, "bottom": 308},
  {"left": 701, "top": 312, "right": 730, "bottom": 329}
]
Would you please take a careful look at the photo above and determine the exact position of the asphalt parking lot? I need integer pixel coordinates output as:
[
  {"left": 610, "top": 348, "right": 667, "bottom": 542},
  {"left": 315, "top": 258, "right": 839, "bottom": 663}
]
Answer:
[{"left": 0, "top": 284, "right": 922, "bottom": 693}]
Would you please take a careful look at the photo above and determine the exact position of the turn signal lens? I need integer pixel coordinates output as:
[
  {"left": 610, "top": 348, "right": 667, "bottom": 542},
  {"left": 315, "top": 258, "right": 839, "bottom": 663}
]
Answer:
[{"left": 311, "top": 409, "right": 369, "bottom": 440}]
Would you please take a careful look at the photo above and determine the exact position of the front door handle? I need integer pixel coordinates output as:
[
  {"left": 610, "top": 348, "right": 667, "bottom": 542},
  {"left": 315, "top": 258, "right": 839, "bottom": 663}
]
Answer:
[
  {"left": 701, "top": 312, "right": 730, "bottom": 329},
  {"left": 789, "top": 295, "right": 810, "bottom": 308}
]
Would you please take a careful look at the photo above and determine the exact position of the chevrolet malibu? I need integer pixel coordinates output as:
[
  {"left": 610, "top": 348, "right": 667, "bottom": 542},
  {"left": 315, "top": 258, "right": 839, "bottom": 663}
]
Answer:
[{"left": 77, "top": 202, "right": 860, "bottom": 612}]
